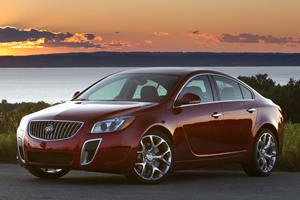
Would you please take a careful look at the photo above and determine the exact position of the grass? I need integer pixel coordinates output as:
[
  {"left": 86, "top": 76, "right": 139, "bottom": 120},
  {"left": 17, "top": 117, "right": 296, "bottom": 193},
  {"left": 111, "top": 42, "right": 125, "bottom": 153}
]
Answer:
[
  {"left": 0, "top": 133, "right": 17, "bottom": 163},
  {"left": 276, "top": 122, "right": 300, "bottom": 171}
]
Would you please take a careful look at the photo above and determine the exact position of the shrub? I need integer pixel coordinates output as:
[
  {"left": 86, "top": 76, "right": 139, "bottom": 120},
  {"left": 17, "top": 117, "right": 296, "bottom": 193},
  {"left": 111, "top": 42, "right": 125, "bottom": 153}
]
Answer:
[
  {"left": 277, "top": 123, "right": 300, "bottom": 171},
  {"left": 0, "top": 133, "right": 17, "bottom": 163}
]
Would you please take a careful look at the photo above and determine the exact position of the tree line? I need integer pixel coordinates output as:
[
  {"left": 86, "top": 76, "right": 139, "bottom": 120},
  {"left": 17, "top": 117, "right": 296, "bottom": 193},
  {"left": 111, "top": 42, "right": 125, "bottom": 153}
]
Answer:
[
  {"left": 0, "top": 73, "right": 300, "bottom": 135},
  {"left": 238, "top": 74, "right": 300, "bottom": 123}
]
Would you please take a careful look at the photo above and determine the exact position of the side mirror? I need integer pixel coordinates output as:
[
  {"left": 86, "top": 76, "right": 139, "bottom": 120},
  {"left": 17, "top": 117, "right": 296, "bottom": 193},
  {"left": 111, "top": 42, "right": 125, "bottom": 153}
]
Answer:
[
  {"left": 175, "top": 93, "right": 201, "bottom": 107},
  {"left": 70, "top": 91, "right": 81, "bottom": 100}
]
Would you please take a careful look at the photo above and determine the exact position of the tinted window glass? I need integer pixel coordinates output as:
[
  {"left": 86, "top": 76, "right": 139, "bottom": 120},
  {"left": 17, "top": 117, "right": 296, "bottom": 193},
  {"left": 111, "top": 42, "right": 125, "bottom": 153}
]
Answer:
[
  {"left": 75, "top": 74, "right": 180, "bottom": 102},
  {"left": 89, "top": 79, "right": 126, "bottom": 100},
  {"left": 240, "top": 85, "right": 253, "bottom": 99},
  {"left": 133, "top": 80, "right": 167, "bottom": 99},
  {"left": 179, "top": 75, "right": 213, "bottom": 103},
  {"left": 214, "top": 76, "right": 243, "bottom": 101}
]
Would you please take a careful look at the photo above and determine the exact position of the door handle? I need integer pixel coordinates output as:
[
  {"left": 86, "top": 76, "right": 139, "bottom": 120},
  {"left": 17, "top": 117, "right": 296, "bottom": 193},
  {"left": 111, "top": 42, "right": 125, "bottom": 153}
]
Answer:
[
  {"left": 211, "top": 113, "right": 222, "bottom": 119},
  {"left": 247, "top": 108, "right": 256, "bottom": 113}
]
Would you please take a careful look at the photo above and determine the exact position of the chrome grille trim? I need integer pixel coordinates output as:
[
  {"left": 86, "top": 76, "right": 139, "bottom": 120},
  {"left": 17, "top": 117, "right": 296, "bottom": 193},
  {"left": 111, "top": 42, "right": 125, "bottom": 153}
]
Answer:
[{"left": 29, "top": 120, "right": 84, "bottom": 141}]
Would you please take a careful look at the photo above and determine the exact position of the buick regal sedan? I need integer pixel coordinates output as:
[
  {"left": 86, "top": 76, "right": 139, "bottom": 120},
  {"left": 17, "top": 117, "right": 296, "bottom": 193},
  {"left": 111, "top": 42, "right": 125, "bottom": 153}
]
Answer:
[{"left": 17, "top": 68, "right": 284, "bottom": 184}]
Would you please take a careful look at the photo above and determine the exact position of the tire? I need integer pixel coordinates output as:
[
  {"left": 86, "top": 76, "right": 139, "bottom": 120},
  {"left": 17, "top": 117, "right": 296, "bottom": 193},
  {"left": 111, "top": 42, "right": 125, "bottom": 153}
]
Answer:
[
  {"left": 126, "top": 130, "right": 175, "bottom": 184},
  {"left": 242, "top": 129, "right": 278, "bottom": 176},
  {"left": 26, "top": 167, "right": 70, "bottom": 179}
]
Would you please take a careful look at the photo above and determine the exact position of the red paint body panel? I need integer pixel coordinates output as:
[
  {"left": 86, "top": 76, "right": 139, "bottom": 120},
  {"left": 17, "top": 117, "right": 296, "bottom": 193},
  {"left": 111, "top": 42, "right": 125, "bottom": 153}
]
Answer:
[{"left": 17, "top": 68, "right": 284, "bottom": 175}]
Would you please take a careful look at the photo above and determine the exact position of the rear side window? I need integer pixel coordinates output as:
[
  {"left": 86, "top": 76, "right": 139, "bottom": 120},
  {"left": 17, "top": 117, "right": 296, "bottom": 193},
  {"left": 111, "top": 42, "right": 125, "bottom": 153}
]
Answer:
[
  {"left": 213, "top": 76, "right": 243, "bottom": 101},
  {"left": 240, "top": 85, "right": 253, "bottom": 99}
]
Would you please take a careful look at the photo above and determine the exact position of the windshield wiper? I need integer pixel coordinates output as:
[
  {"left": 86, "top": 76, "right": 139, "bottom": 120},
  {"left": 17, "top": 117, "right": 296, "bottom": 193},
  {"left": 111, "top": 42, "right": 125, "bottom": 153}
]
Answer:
[{"left": 73, "top": 99, "right": 88, "bottom": 101}]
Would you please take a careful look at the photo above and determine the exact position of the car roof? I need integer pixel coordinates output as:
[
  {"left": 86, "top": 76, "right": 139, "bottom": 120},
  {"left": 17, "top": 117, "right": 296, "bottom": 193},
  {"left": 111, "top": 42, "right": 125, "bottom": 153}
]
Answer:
[{"left": 117, "top": 67, "right": 229, "bottom": 77}]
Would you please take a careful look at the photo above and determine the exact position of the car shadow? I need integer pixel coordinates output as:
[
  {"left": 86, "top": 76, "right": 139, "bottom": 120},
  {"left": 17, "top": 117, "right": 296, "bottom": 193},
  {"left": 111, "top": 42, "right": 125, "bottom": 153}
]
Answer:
[{"left": 23, "top": 169, "right": 249, "bottom": 186}]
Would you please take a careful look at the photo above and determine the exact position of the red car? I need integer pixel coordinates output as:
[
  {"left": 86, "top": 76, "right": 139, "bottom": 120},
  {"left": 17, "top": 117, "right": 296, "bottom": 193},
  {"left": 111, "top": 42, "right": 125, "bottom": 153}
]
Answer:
[{"left": 17, "top": 68, "right": 284, "bottom": 184}]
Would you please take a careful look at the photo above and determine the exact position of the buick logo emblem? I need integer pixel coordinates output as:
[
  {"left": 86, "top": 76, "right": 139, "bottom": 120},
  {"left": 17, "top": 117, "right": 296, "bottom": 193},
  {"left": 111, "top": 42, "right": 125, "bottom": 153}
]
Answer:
[{"left": 45, "top": 124, "right": 54, "bottom": 134}]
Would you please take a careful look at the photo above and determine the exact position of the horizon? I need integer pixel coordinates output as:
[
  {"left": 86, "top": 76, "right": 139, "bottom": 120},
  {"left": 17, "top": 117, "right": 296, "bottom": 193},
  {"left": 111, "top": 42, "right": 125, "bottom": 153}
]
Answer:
[
  {"left": 1, "top": 51, "right": 300, "bottom": 58},
  {"left": 1, "top": 0, "right": 300, "bottom": 56}
]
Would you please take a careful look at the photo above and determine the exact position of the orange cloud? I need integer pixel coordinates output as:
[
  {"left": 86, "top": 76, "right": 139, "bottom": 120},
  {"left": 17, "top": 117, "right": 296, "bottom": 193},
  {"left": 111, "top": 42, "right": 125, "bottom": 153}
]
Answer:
[
  {"left": 0, "top": 26, "right": 142, "bottom": 51},
  {"left": 195, "top": 41, "right": 216, "bottom": 46},
  {"left": 184, "top": 30, "right": 200, "bottom": 37},
  {"left": 102, "top": 40, "right": 140, "bottom": 49},
  {"left": 144, "top": 40, "right": 159, "bottom": 47},
  {"left": 0, "top": 26, "right": 105, "bottom": 49},
  {"left": 153, "top": 32, "right": 169, "bottom": 36}
]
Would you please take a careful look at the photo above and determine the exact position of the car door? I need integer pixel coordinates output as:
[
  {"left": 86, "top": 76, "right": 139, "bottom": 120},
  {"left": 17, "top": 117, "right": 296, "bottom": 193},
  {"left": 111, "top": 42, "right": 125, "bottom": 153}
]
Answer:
[
  {"left": 212, "top": 75, "right": 257, "bottom": 153},
  {"left": 174, "top": 75, "right": 224, "bottom": 157}
]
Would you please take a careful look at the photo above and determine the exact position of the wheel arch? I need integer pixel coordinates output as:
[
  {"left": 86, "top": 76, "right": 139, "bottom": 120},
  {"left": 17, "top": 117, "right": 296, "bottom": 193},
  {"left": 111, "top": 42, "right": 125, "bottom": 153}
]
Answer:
[
  {"left": 146, "top": 125, "right": 173, "bottom": 144},
  {"left": 256, "top": 123, "right": 279, "bottom": 151}
]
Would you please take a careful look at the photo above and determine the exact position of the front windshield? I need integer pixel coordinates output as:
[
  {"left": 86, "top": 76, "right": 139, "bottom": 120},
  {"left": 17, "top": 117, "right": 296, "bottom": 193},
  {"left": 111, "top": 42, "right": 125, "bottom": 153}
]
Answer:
[{"left": 74, "top": 73, "right": 181, "bottom": 102}]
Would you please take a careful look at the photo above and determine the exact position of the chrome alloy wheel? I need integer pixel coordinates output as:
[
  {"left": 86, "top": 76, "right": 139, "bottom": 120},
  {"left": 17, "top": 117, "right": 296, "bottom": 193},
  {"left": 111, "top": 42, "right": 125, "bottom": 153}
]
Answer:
[
  {"left": 134, "top": 135, "right": 172, "bottom": 181},
  {"left": 256, "top": 132, "right": 277, "bottom": 173}
]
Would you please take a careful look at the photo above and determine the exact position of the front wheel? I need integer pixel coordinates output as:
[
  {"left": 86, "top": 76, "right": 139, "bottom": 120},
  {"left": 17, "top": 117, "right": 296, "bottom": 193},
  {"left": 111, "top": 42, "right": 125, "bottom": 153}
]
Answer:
[
  {"left": 242, "top": 129, "right": 278, "bottom": 176},
  {"left": 26, "top": 167, "right": 70, "bottom": 179},
  {"left": 126, "top": 131, "right": 175, "bottom": 184}
]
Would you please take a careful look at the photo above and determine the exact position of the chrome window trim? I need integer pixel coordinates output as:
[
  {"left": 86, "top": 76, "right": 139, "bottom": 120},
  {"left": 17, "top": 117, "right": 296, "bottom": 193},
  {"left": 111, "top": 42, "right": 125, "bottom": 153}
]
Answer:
[
  {"left": 217, "top": 99, "right": 255, "bottom": 103},
  {"left": 173, "top": 73, "right": 215, "bottom": 108},
  {"left": 210, "top": 74, "right": 255, "bottom": 100},
  {"left": 173, "top": 73, "right": 256, "bottom": 108},
  {"left": 28, "top": 120, "right": 84, "bottom": 141}
]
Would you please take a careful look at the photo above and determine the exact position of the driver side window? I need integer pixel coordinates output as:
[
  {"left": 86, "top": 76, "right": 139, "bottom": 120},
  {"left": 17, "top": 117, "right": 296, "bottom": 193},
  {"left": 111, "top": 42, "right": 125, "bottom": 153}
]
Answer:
[{"left": 179, "top": 75, "right": 214, "bottom": 103}]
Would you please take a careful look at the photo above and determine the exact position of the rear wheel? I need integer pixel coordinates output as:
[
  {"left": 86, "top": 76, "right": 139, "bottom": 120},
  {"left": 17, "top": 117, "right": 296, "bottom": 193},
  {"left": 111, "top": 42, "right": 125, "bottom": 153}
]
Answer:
[
  {"left": 26, "top": 167, "right": 70, "bottom": 179},
  {"left": 126, "top": 130, "right": 175, "bottom": 184},
  {"left": 242, "top": 129, "right": 277, "bottom": 176}
]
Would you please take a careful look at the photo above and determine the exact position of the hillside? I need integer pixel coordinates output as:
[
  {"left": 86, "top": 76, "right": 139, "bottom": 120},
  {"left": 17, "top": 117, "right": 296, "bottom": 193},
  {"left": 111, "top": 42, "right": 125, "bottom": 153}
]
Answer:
[{"left": 1, "top": 52, "right": 300, "bottom": 67}]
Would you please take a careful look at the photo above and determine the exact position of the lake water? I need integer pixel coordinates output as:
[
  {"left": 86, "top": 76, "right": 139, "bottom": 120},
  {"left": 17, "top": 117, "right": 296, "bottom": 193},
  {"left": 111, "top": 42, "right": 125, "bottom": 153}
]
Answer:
[{"left": 1, "top": 66, "right": 300, "bottom": 103}]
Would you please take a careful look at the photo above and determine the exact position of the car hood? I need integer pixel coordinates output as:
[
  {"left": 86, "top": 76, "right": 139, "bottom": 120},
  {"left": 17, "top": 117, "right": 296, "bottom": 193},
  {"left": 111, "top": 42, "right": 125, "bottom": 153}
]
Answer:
[{"left": 28, "top": 101, "right": 159, "bottom": 123}]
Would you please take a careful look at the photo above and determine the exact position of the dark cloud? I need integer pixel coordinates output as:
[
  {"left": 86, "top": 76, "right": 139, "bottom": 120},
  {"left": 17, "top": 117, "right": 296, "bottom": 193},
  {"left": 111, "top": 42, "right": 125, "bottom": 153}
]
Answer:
[
  {"left": 84, "top": 33, "right": 95, "bottom": 40},
  {"left": 286, "top": 44, "right": 297, "bottom": 47},
  {"left": 0, "top": 26, "right": 140, "bottom": 50},
  {"left": 184, "top": 30, "right": 202, "bottom": 37},
  {"left": 0, "top": 26, "right": 73, "bottom": 43},
  {"left": 185, "top": 31, "right": 300, "bottom": 46},
  {"left": 115, "top": 32, "right": 120, "bottom": 34},
  {"left": 0, "top": 26, "right": 106, "bottom": 49},
  {"left": 217, "top": 33, "right": 259, "bottom": 43},
  {"left": 214, "top": 33, "right": 300, "bottom": 44}
]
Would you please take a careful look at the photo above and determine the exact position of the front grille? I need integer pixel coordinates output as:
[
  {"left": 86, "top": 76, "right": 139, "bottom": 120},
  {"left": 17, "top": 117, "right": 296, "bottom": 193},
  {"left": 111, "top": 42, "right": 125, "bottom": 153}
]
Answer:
[
  {"left": 27, "top": 152, "right": 73, "bottom": 164},
  {"left": 29, "top": 120, "right": 83, "bottom": 140}
]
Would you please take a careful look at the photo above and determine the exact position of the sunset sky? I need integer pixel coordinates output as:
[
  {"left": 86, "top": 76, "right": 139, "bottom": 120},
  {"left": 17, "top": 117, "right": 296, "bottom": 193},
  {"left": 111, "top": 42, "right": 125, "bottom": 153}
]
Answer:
[{"left": 1, "top": 0, "right": 300, "bottom": 55}]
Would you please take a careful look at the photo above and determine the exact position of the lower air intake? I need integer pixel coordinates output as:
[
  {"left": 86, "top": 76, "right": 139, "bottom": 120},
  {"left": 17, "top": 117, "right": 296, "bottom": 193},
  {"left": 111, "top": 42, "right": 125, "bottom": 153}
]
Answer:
[{"left": 27, "top": 152, "right": 73, "bottom": 165}]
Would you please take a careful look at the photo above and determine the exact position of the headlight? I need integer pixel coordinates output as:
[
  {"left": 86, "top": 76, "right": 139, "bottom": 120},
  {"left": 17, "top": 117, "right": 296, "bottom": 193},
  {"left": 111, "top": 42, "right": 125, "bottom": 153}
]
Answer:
[
  {"left": 91, "top": 116, "right": 135, "bottom": 133},
  {"left": 17, "top": 116, "right": 29, "bottom": 138}
]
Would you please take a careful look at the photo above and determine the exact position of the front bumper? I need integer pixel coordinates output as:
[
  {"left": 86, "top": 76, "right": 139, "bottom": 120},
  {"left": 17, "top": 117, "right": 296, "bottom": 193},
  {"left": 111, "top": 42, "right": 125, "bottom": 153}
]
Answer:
[{"left": 17, "top": 127, "right": 140, "bottom": 174}]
